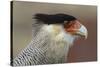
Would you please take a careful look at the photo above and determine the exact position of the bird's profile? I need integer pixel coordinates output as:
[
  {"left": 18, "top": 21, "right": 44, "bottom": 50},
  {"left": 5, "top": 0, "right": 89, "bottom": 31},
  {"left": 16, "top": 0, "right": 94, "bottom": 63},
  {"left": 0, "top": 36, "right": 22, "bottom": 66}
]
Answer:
[{"left": 12, "top": 13, "right": 88, "bottom": 66}]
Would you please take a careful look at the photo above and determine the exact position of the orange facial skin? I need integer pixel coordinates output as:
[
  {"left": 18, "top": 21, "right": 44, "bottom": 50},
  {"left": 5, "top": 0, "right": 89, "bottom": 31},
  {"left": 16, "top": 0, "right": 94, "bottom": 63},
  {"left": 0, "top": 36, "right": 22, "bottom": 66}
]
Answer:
[{"left": 64, "top": 20, "right": 82, "bottom": 34}]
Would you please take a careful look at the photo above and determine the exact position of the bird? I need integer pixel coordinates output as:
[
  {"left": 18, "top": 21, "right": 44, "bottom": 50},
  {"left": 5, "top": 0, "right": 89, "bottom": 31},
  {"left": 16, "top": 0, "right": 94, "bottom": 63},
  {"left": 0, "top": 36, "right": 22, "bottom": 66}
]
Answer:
[{"left": 12, "top": 13, "right": 88, "bottom": 66}]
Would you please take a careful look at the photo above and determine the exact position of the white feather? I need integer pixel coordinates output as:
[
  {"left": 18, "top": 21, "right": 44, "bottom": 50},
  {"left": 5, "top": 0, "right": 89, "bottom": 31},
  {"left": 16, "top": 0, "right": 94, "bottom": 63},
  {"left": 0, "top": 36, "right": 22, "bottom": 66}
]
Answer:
[
  {"left": 43, "top": 24, "right": 75, "bottom": 46},
  {"left": 41, "top": 24, "right": 76, "bottom": 62}
]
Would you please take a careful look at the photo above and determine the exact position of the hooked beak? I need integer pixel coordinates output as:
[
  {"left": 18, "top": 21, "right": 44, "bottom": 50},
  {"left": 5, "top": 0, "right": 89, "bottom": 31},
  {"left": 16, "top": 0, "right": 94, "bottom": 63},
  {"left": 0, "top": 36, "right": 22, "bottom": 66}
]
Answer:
[
  {"left": 75, "top": 24, "right": 88, "bottom": 39},
  {"left": 65, "top": 20, "right": 88, "bottom": 39}
]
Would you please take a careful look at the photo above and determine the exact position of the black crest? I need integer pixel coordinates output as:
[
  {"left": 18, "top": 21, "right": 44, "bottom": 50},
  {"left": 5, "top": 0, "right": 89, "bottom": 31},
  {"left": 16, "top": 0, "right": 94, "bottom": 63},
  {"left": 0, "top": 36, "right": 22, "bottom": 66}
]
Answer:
[{"left": 34, "top": 13, "right": 77, "bottom": 24}]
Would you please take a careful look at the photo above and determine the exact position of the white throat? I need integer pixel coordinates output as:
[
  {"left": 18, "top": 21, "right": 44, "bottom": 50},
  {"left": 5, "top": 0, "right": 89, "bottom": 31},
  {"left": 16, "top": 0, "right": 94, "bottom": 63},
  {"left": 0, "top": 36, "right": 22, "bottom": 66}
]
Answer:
[
  {"left": 43, "top": 24, "right": 76, "bottom": 47},
  {"left": 41, "top": 24, "right": 76, "bottom": 62}
]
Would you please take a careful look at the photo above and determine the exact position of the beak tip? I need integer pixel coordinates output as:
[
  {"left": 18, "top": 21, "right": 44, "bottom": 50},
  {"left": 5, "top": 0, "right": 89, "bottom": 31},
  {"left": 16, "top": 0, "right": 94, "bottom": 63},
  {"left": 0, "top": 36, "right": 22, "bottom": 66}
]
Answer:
[
  {"left": 85, "top": 35, "right": 88, "bottom": 40},
  {"left": 85, "top": 32, "right": 88, "bottom": 39},
  {"left": 78, "top": 25, "right": 88, "bottom": 39}
]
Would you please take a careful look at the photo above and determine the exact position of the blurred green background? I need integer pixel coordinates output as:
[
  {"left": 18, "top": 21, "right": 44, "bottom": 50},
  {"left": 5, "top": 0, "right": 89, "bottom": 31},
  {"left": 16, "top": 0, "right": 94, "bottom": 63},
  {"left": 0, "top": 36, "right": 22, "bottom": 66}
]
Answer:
[{"left": 12, "top": 1, "right": 97, "bottom": 62}]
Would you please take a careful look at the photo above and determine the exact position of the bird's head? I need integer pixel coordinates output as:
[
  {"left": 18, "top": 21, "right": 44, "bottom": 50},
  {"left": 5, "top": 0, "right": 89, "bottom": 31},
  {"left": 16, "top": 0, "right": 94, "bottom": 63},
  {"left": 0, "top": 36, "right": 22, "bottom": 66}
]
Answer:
[
  {"left": 34, "top": 13, "right": 88, "bottom": 42},
  {"left": 64, "top": 20, "right": 88, "bottom": 39}
]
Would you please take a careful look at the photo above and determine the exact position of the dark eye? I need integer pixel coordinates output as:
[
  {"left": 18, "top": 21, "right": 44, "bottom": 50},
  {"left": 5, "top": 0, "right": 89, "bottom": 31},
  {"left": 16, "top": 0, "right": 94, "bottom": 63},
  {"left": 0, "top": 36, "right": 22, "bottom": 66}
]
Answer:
[
  {"left": 64, "top": 21, "right": 68, "bottom": 24},
  {"left": 63, "top": 21, "right": 74, "bottom": 29},
  {"left": 63, "top": 21, "right": 69, "bottom": 28}
]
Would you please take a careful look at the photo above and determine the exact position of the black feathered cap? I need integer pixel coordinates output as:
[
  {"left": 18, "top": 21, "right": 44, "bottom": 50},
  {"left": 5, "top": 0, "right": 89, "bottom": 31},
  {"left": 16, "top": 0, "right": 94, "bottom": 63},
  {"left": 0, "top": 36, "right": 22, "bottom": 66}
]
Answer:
[{"left": 34, "top": 13, "right": 77, "bottom": 24}]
